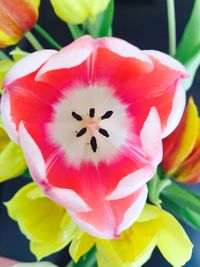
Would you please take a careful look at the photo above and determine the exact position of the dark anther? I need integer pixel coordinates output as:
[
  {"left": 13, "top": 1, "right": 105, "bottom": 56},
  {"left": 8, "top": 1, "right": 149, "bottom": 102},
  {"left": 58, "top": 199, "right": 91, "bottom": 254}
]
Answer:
[
  {"left": 90, "top": 136, "right": 97, "bottom": 152},
  {"left": 99, "top": 128, "right": 109, "bottom": 137},
  {"left": 72, "top": 111, "right": 82, "bottom": 121},
  {"left": 101, "top": 110, "right": 113, "bottom": 120},
  {"left": 76, "top": 128, "right": 87, "bottom": 137},
  {"left": 89, "top": 108, "right": 95, "bottom": 118}
]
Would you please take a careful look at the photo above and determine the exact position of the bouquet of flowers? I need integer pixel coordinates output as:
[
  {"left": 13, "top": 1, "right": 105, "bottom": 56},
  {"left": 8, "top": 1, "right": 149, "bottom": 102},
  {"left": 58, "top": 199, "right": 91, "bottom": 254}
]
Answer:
[{"left": 0, "top": 0, "right": 200, "bottom": 266}]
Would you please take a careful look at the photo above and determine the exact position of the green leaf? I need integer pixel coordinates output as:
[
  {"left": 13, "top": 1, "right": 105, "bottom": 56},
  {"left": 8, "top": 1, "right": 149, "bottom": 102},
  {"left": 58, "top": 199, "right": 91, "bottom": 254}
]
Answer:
[
  {"left": 175, "top": 0, "right": 200, "bottom": 90},
  {"left": 161, "top": 182, "right": 200, "bottom": 230},
  {"left": 94, "top": 0, "right": 114, "bottom": 37},
  {"left": 66, "top": 247, "right": 97, "bottom": 267}
]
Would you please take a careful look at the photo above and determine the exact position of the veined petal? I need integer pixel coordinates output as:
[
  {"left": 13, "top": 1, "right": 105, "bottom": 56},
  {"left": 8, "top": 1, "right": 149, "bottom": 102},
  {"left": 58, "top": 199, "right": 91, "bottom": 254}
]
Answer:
[
  {"left": 162, "top": 97, "right": 199, "bottom": 174},
  {"left": 68, "top": 186, "right": 147, "bottom": 239},
  {"left": 5, "top": 182, "right": 78, "bottom": 260},
  {"left": 37, "top": 36, "right": 153, "bottom": 83},
  {"left": 4, "top": 50, "right": 57, "bottom": 87}
]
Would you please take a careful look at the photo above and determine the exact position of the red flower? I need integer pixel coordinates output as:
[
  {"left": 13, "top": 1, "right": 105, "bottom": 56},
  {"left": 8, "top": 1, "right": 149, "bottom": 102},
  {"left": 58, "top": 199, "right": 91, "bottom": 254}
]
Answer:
[{"left": 1, "top": 36, "right": 187, "bottom": 238}]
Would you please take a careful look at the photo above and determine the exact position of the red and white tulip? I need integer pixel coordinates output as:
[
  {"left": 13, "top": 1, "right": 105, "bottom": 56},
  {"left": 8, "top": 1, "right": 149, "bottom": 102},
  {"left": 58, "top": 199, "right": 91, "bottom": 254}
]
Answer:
[{"left": 1, "top": 35, "right": 187, "bottom": 238}]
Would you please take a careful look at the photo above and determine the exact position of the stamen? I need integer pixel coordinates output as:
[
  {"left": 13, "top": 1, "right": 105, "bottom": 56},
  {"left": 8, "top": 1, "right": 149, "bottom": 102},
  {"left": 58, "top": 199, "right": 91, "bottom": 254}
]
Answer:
[
  {"left": 90, "top": 136, "right": 97, "bottom": 152},
  {"left": 89, "top": 108, "right": 95, "bottom": 118},
  {"left": 99, "top": 128, "right": 109, "bottom": 137},
  {"left": 72, "top": 111, "right": 82, "bottom": 121},
  {"left": 101, "top": 110, "right": 113, "bottom": 120},
  {"left": 76, "top": 128, "right": 87, "bottom": 137}
]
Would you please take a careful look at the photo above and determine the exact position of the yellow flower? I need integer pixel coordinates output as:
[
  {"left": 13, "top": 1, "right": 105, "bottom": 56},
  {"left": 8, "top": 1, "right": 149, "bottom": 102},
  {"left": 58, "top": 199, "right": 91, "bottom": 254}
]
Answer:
[
  {"left": 162, "top": 97, "right": 200, "bottom": 183},
  {"left": 0, "top": 0, "right": 40, "bottom": 47},
  {"left": 6, "top": 182, "right": 193, "bottom": 266},
  {"left": 50, "top": 0, "right": 111, "bottom": 25},
  {"left": 0, "top": 118, "right": 26, "bottom": 182}
]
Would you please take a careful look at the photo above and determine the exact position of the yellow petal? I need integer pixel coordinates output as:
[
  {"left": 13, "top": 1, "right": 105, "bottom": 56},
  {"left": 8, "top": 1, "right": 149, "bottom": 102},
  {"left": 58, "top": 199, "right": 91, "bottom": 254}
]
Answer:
[
  {"left": 157, "top": 209, "right": 193, "bottom": 267},
  {"left": 162, "top": 97, "right": 199, "bottom": 174},
  {"left": 69, "top": 229, "right": 94, "bottom": 262},
  {"left": 0, "top": 123, "right": 26, "bottom": 182},
  {"left": 5, "top": 182, "right": 78, "bottom": 260},
  {"left": 50, "top": 0, "right": 110, "bottom": 24},
  {"left": 95, "top": 205, "right": 192, "bottom": 267}
]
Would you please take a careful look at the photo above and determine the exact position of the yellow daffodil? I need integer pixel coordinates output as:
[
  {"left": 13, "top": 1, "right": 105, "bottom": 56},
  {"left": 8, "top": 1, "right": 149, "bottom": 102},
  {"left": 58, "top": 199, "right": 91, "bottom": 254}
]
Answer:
[
  {"left": 162, "top": 97, "right": 200, "bottom": 183},
  {"left": 0, "top": 0, "right": 40, "bottom": 47},
  {"left": 50, "top": 0, "right": 111, "bottom": 25},
  {"left": 6, "top": 182, "right": 193, "bottom": 267},
  {"left": 0, "top": 118, "right": 26, "bottom": 182}
]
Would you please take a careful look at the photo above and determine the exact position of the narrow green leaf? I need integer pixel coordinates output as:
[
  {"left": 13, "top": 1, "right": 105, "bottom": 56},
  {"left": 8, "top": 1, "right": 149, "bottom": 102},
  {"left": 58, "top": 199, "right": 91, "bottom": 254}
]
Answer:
[
  {"left": 175, "top": 0, "right": 200, "bottom": 90},
  {"left": 66, "top": 247, "right": 97, "bottom": 267},
  {"left": 161, "top": 182, "right": 200, "bottom": 230},
  {"left": 94, "top": 0, "right": 114, "bottom": 37}
]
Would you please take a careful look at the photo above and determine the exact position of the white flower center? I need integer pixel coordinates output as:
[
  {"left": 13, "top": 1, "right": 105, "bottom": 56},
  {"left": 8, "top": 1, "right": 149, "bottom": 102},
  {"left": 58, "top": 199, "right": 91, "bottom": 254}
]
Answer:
[{"left": 48, "top": 85, "right": 133, "bottom": 167}]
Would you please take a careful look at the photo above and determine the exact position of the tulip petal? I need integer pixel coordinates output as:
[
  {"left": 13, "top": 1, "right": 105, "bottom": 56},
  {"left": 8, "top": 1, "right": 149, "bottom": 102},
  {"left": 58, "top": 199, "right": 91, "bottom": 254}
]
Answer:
[
  {"left": 68, "top": 186, "right": 147, "bottom": 239},
  {"left": 162, "top": 97, "right": 199, "bottom": 174},
  {"left": 5, "top": 182, "right": 78, "bottom": 260},
  {"left": 144, "top": 50, "right": 188, "bottom": 76},
  {"left": 1, "top": 90, "right": 19, "bottom": 143},
  {"left": 36, "top": 35, "right": 153, "bottom": 81},
  {"left": 4, "top": 50, "right": 57, "bottom": 87},
  {"left": 106, "top": 107, "right": 162, "bottom": 200}
]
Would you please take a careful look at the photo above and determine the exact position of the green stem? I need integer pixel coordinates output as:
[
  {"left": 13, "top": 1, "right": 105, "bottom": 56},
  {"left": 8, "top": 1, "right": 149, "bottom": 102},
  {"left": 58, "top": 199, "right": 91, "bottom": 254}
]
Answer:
[
  {"left": 0, "top": 50, "right": 10, "bottom": 60},
  {"left": 34, "top": 24, "right": 62, "bottom": 50},
  {"left": 67, "top": 23, "right": 84, "bottom": 40},
  {"left": 167, "top": 0, "right": 176, "bottom": 56},
  {"left": 24, "top": 31, "right": 43, "bottom": 51}
]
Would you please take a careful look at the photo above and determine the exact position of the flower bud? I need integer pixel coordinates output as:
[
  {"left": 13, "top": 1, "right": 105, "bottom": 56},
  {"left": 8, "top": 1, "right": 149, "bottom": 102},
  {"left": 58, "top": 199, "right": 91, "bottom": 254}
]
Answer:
[
  {"left": 0, "top": 0, "right": 40, "bottom": 47},
  {"left": 50, "top": 0, "right": 111, "bottom": 25},
  {"left": 162, "top": 97, "right": 200, "bottom": 183}
]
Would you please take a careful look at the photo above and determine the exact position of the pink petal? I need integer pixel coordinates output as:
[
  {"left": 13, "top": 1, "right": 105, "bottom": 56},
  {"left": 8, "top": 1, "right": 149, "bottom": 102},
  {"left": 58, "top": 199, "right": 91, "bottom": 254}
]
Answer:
[
  {"left": 0, "top": 90, "right": 19, "bottom": 143},
  {"left": 98, "top": 37, "right": 152, "bottom": 64},
  {"left": 144, "top": 50, "right": 188, "bottom": 77},
  {"left": 4, "top": 50, "right": 57, "bottom": 87},
  {"left": 0, "top": 257, "right": 19, "bottom": 267},
  {"left": 140, "top": 107, "right": 163, "bottom": 165},
  {"left": 18, "top": 122, "right": 46, "bottom": 183},
  {"left": 36, "top": 35, "right": 97, "bottom": 78},
  {"left": 68, "top": 185, "right": 147, "bottom": 239},
  {"left": 5, "top": 73, "right": 62, "bottom": 128},
  {"left": 109, "top": 53, "right": 186, "bottom": 137},
  {"left": 106, "top": 107, "right": 162, "bottom": 200},
  {"left": 162, "top": 82, "right": 186, "bottom": 138}
]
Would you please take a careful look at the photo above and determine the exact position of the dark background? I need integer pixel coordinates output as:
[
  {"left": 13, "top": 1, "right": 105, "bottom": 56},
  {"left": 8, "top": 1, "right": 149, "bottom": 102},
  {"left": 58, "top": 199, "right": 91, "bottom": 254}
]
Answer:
[{"left": 0, "top": 0, "right": 200, "bottom": 266}]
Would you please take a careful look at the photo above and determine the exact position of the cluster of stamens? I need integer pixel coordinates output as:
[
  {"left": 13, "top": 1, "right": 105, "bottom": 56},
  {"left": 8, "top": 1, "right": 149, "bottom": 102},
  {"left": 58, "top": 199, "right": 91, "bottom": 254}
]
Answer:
[{"left": 72, "top": 108, "right": 113, "bottom": 153}]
